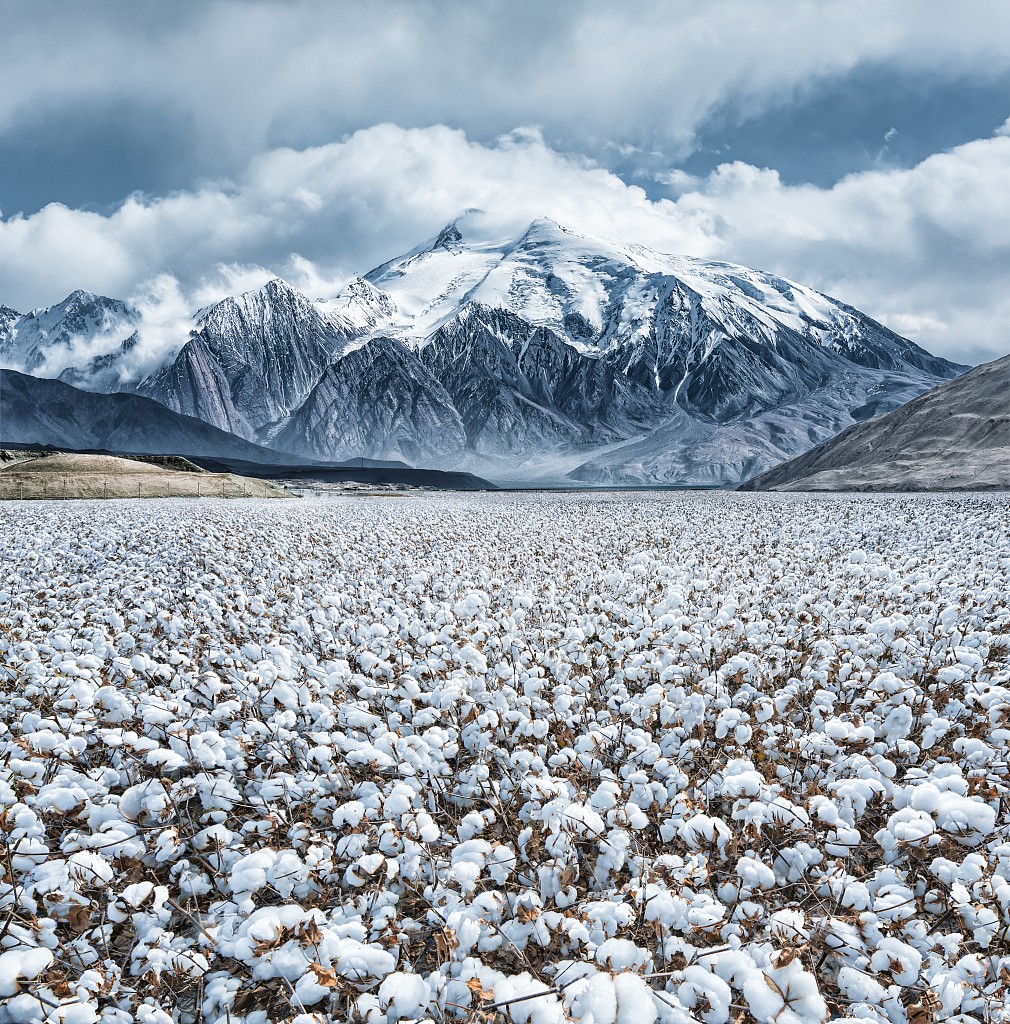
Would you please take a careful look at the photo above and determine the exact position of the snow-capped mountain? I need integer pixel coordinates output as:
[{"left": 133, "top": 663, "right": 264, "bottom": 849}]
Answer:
[
  {"left": 365, "top": 212, "right": 954, "bottom": 412},
  {"left": 2, "top": 215, "right": 969, "bottom": 484},
  {"left": 139, "top": 278, "right": 354, "bottom": 440},
  {"left": 317, "top": 277, "right": 398, "bottom": 335},
  {"left": 0, "top": 290, "right": 141, "bottom": 389}
]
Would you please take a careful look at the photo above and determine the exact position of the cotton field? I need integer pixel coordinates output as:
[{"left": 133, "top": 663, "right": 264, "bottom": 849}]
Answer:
[{"left": 1, "top": 492, "right": 1009, "bottom": 1024}]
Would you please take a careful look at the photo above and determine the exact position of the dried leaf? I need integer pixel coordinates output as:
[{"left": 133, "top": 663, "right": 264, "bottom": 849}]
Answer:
[
  {"left": 297, "top": 919, "right": 324, "bottom": 946},
  {"left": 65, "top": 904, "right": 92, "bottom": 934},
  {"left": 310, "top": 962, "right": 340, "bottom": 988},
  {"left": 434, "top": 926, "right": 459, "bottom": 962},
  {"left": 466, "top": 976, "right": 494, "bottom": 1002}
]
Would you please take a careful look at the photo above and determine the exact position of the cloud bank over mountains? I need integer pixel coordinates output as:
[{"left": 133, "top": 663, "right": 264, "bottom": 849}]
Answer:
[
  {"left": 0, "top": 0, "right": 1007, "bottom": 365},
  {"left": 2, "top": 124, "right": 1008, "bottom": 366}
]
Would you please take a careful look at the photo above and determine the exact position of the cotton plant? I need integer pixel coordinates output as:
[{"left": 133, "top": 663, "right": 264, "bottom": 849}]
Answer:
[{"left": 0, "top": 492, "right": 1008, "bottom": 1023}]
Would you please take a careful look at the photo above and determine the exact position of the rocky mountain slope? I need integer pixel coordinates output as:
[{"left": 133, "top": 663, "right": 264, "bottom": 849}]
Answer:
[
  {"left": 139, "top": 278, "right": 354, "bottom": 439},
  {"left": 0, "top": 369, "right": 302, "bottom": 463},
  {"left": 1, "top": 215, "right": 969, "bottom": 483},
  {"left": 738, "top": 354, "right": 1009, "bottom": 491}
]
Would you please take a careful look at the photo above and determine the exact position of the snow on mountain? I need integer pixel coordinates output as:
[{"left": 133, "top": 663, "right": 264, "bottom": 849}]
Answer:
[
  {"left": 316, "top": 276, "right": 397, "bottom": 336},
  {"left": 0, "top": 304, "right": 20, "bottom": 339},
  {"left": 0, "top": 290, "right": 141, "bottom": 389},
  {"left": 139, "top": 278, "right": 356, "bottom": 442},
  {"left": 363, "top": 212, "right": 955, "bottom": 383},
  {"left": 4, "top": 216, "right": 969, "bottom": 483}
]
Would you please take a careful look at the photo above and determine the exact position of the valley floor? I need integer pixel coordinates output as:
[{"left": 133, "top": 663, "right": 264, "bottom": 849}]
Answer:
[{"left": 1, "top": 493, "right": 1008, "bottom": 1023}]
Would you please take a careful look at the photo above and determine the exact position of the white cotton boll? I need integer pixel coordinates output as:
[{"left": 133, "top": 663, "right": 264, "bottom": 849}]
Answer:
[
  {"left": 135, "top": 1007, "right": 174, "bottom": 1024},
  {"left": 590, "top": 780, "right": 621, "bottom": 812},
  {"left": 0, "top": 947, "right": 54, "bottom": 997},
  {"left": 769, "top": 909, "right": 807, "bottom": 943},
  {"left": 720, "top": 764, "right": 762, "bottom": 798},
  {"left": 411, "top": 811, "right": 441, "bottom": 843},
  {"left": 679, "top": 813, "right": 731, "bottom": 854},
  {"left": 594, "top": 938, "right": 650, "bottom": 972},
  {"left": 736, "top": 855, "right": 776, "bottom": 893},
  {"left": 623, "top": 803, "right": 649, "bottom": 830},
  {"left": 677, "top": 965, "right": 731, "bottom": 1024},
  {"left": 613, "top": 973, "right": 657, "bottom": 1024},
  {"left": 378, "top": 971, "right": 431, "bottom": 1021},
  {"left": 51, "top": 1007, "right": 100, "bottom": 1024},
  {"left": 570, "top": 971, "right": 617, "bottom": 1024},
  {"left": 229, "top": 849, "right": 276, "bottom": 897},
  {"left": 121, "top": 881, "right": 155, "bottom": 908},
  {"left": 837, "top": 966, "right": 887, "bottom": 1005},
  {"left": 563, "top": 803, "right": 606, "bottom": 839},
  {"left": 457, "top": 645, "right": 488, "bottom": 674},
  {"left": 488, "top": 845, "right": 516, "bottom": 884},
  {"left": 744, "top": 960, "right": 826, "bottom": 1024},
  {"left": 457, "top": 810, "right": 488, "bottom": 841},
  {"left": 935, "top": 793, "right": 997, "bottom": 844},
  {"left": 67, "top": 850, "right": 115, "bottom": 885},
  {"left": 938, "top": 606, "right": 960, "bottom": 631},
  {"left": 870, "top": 937, "right": 922, "bottom": 986},
  {"left": 118, "top": 779, "right": 170, "bottom": 822}
]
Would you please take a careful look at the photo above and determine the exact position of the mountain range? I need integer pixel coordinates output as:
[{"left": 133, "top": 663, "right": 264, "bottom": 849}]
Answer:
[
  {"left": 739, "top": 354, "right": 1009, "bottom": 491},
  {"left": 0, "top": 212, "right": 968, "bottom": 484}
]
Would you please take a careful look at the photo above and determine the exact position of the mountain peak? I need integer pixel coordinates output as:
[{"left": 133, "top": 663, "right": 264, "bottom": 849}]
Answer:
[
  {"left": 430, "top": 209, "right": 486, "bottom": 253},
  {"left": 218, "top": 277, "right": 309, "bottom": 312},
  {"left": 432, "top": 223, "right": 463, "bottom": 252}
]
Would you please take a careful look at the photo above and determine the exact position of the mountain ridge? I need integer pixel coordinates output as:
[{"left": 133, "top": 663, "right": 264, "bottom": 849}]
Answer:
[
  {"left": 737, "top": 355, "right": 1010, "bottom": 491},
  {"left": 0, "top": 217, "right": 969, "bottom": 484}
]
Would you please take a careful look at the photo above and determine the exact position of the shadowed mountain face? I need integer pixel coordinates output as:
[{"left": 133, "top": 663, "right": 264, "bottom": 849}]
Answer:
[
  {"left": 0, "top": 217, "right": 969, "bottom": 484},
  {"left": 0, "top": 369, "right": 301, "bottom": 464},
  {"left": 738, "top": 355, "right": 1010, "bottom": 491},
  {"left": 273, "top": 337, "right": 467, "bottom": 463}
]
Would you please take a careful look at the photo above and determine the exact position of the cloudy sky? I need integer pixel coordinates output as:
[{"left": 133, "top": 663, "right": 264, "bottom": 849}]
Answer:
[{"left": 1, "top": 0, "right": 1008, "bottom": 364}]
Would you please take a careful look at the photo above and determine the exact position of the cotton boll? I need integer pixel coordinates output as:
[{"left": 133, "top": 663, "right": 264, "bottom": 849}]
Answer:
[
  {"left": 377, "top": 971, "right": 430, "bottom": 1021},
  {"left": 569, "top": 971, "right": 617, "bottom": 1024},
  {"left": 869, "top": 937, "right": 921, "bottom": 986},
  {"left": 0, "top": 947, "right": 54, "bottom": 997},
  {"left": 613, "top": 973, "right": 657, "bottom": 1024},
  {"left": 594, "top": 938, "right": 651, "bottom": 973},
  {"left": 677, "top": 964, "right": 731, "bottom": 1023}
]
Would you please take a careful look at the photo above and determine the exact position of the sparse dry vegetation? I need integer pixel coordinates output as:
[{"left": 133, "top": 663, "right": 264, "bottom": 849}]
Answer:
[{"left": 0, "top": 453, "right": 289, "bottom": 500}]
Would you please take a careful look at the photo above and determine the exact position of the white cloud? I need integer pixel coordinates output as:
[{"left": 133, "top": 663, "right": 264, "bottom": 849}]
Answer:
[{"left": 0, "top": 123, "right": 1007, "bottom": 365}]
